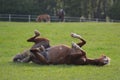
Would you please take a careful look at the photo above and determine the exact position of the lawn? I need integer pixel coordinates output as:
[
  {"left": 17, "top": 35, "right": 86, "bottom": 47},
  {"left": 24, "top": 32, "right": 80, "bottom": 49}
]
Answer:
[{"left": 0, "top": 22, "right": 120, "bottom": 80}]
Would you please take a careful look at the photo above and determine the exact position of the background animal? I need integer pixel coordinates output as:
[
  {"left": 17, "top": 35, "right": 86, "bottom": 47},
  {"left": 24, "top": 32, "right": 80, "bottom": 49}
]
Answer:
[
  {"left": 56, "top": 9, "right": 65, "bottom": 22},
  {"left": 36, "top": 14, "right": 50, "bottom": 22}
]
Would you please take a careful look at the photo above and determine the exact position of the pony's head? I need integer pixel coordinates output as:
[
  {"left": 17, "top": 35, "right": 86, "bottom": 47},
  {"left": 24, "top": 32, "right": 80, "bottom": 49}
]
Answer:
[{"left": 98, "top": 55, "right": 111, "bottom": 66}]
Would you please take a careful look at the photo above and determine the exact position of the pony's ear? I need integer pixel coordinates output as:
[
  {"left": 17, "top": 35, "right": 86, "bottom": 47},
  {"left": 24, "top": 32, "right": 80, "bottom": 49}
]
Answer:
[
  {"left": 100, "top": 54, "right": 108, "bottom": 60},
  {"left": 100, "top": 54, "right": 106, "bottom": 57}
]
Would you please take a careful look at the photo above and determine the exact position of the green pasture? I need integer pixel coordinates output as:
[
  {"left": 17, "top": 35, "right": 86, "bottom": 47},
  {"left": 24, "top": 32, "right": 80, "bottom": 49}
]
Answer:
[{"left": 0, "top": 22, "right": 120, "bottom": 80}]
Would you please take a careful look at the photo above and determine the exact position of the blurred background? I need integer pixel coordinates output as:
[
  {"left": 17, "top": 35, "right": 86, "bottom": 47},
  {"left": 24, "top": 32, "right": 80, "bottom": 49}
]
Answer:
[{"left": 0, "top": 0, "right": 120, "bottom": 22}]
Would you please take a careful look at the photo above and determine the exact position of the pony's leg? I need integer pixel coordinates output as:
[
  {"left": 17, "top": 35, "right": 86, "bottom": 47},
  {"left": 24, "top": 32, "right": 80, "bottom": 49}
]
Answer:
[
  {"left": 30, "top": 48, "right": 48, "bottom": 64},
  {"left": 61, "top": 16, "right": 64, "bottom": 22},
  {"left": 71, "top": 42, "right": 86, "bottom": 56},
  {"left": 20, "top": 56, "right": 31, "bottom": 63},
  {"left": 27, "top": 30, "right": 40, "bottom": 42},
  {"left": 13, "top": 54, "right": 31, "bottom": 63},
  {"left": 71, "top": 33, "right": 86, "bottom": 47},
  {"left": 13, "top": 50, "right": 31, "bottom": 63},
  {"left": 69, "top": 50, "right": 86, "bottom": 65},
  {"left": 70, "top": 42, "right": 87, "bottom": 65},
  {"left": 69, "top": 54, "right": 86, "bottom": 65}
]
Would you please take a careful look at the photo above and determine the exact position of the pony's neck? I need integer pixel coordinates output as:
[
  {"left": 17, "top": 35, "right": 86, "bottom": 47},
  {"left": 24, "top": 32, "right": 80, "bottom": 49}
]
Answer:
[{"left": 86, "top": 58, "right": 99, "bottom": 65}]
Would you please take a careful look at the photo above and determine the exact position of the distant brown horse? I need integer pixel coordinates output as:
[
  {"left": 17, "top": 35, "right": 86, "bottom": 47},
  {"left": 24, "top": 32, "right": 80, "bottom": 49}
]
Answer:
[
  {"left": 36, "top": 14, "right": 50, "bottom": 22},
  {"left": 13, "top": 30, "right": 110, "bottom": 66}
]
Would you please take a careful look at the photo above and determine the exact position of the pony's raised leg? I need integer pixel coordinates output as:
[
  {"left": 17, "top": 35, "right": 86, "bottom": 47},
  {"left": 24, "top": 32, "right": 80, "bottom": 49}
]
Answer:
[
  {"left": 71, "top": 42, "right": 86, "bottom": 57},
  {"left": 69, "top": 42, "right": 87, "bottom": 65},
  {"left": 71, "top": 33, "right": 86, "bottom": 47},
  {"left": 20, "top": 56, "right": 31, "bottom": 63},
  {"left": 27, "top": 30, "right": 40, "bottom": 42},
  {"left": 30, "top": 47, "right": 48, "bottom": 64}
]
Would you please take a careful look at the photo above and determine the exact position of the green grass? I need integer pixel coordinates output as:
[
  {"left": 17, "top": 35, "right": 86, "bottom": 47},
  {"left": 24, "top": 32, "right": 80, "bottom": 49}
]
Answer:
[{"left": 0, "top": 22, "right": 120, "bottom": 80}]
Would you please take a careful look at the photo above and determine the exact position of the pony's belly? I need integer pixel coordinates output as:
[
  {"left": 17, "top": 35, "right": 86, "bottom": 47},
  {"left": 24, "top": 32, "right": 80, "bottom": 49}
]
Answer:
[{"left": 47, "top": 45, "right": 70, "bottom": 64}]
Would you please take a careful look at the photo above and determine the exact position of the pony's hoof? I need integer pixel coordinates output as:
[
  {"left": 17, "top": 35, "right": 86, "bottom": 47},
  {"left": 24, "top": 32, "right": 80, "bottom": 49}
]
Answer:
[
  {"left": 71, "top": 33, "right": 82, "bottom": 38},
  {"left": 34, "top": 30, "right": 40, "bottom": 36}
]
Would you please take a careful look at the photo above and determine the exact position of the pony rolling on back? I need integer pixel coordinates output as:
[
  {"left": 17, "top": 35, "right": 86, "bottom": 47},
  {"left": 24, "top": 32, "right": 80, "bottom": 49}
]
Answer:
[
  {"left": 36, "top": 14, "right": 50, "bottom": 22},
  {"left": 13, "top": 30, "right": 110, "bottom": 66}
]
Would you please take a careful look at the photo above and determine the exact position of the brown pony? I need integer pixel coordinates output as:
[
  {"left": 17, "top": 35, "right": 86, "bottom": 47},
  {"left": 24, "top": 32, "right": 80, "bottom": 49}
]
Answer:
[
  {"left": 36, "top": 14, "right": 50, "bottom": 22},
  {"left": 13, "top": 30, "right": 110, "bottom": 66}
]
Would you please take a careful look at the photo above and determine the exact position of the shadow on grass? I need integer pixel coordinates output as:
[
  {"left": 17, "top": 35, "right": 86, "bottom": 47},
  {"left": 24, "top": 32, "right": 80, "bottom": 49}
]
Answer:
[{"left": 7, "top": 61, "right": 104, "bottom": 68}]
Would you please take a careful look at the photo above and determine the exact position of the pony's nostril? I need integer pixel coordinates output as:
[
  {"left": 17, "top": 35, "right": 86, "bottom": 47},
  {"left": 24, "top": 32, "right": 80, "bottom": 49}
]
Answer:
[
  {"left": 104, "top": 59, "right": 108, "bottom": 64},
  {"left": 103, "top": 57, "right": 110, "bottom": 64}
]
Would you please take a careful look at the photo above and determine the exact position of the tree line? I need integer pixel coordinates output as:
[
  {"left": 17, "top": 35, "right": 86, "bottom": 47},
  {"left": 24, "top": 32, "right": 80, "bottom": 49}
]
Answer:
[{"left": 0, "top": 0, "right": 120, "bottom": 20}]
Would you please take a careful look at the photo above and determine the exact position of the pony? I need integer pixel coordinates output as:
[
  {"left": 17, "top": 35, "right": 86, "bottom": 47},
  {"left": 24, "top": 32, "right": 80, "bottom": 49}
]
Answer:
[
  {"left": 36, "top": 14, "right": 50, "bottom": 22},
  {"left": 56, "top": 9, "right": 65, "bottom": 22},
  {"left": 13, "top": 30, "right": 110, "bottom": 66}
]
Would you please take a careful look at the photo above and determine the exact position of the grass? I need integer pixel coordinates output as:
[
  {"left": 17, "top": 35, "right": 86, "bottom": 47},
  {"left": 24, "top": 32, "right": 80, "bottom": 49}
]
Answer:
[{"left": 0, "top": 22, "right": 120, "bottom": 80}]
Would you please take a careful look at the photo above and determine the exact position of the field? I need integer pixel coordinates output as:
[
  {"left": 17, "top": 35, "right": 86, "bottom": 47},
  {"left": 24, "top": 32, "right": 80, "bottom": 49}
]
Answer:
[{"left": 0, "top": 22, "right": 120, "bottom": 80}]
